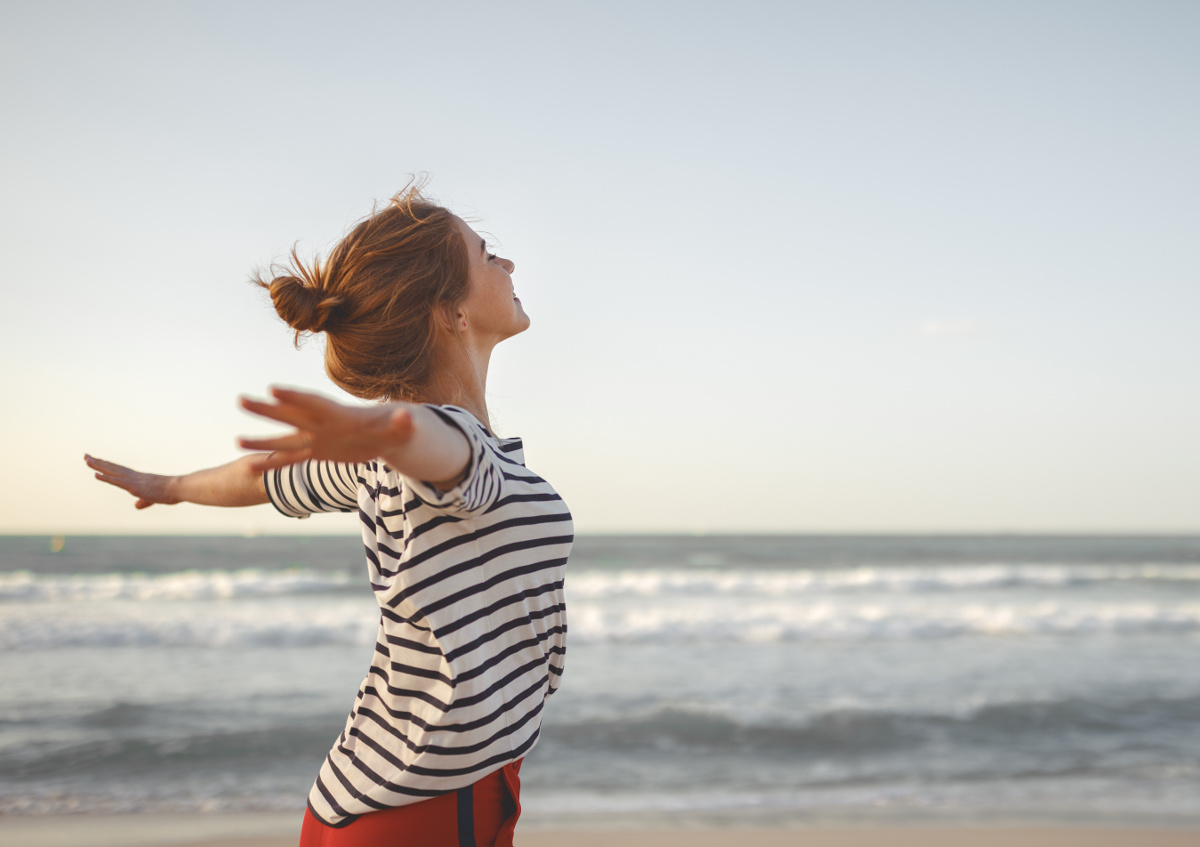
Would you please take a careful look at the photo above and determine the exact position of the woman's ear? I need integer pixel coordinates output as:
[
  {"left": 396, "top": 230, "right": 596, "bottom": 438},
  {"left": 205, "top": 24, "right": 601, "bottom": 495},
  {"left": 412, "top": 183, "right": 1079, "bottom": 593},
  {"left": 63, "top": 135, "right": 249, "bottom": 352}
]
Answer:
[{"left": 436, "top": 303, "right": 471, "bottom": 330}]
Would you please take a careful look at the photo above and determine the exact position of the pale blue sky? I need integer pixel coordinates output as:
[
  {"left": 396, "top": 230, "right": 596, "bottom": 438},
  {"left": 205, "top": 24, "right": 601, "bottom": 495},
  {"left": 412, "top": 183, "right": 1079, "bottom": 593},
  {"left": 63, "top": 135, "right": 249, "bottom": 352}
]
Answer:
[{"left": 2, "top": 1, "right": 1197, "bottom": 533}]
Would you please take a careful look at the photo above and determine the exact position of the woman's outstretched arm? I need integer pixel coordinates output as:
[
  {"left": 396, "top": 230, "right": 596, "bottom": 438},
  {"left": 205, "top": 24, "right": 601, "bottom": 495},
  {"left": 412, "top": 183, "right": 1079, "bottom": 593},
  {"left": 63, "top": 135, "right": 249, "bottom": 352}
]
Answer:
[
  {"left": 85, "top": 454, "right": 270, "bottom": 509},
  {"left": 238, "top": 387, "right": 471, "bottom": 489}
]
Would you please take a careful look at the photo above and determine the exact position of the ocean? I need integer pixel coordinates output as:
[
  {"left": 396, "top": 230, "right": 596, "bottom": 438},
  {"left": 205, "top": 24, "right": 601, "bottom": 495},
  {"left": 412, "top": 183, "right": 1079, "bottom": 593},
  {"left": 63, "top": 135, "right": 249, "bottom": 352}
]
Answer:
[{"left": 1, "top": 534, "right": 1198, "bottom": 826}]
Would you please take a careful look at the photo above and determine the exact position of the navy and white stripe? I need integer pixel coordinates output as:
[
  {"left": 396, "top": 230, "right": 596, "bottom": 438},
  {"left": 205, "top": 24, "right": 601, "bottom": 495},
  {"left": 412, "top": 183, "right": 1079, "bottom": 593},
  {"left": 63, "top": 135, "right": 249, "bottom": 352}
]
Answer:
[{"left": 264, "top": 405, "right": 572, "bottom": 826}]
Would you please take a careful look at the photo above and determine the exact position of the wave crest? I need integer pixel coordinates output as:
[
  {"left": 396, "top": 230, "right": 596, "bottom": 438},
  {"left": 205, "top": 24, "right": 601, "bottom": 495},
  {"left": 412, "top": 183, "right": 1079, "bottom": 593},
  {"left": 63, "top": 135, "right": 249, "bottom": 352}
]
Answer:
[
  {"left": 566, "top": 564, "right": 1200, "bottom": 599},
  {"left": 0, "top": 569, "right": 351, "bottom": 603},
  {"left": 568, "top": 600, "right": 1200, "bottom": 643}
]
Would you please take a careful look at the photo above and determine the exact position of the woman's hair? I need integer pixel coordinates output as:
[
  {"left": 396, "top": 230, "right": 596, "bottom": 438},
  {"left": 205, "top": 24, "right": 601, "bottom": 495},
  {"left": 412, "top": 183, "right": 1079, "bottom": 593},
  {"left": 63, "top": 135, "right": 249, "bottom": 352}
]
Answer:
[{"left": 255, "top": 184, "right": 469, "bottom": 402}]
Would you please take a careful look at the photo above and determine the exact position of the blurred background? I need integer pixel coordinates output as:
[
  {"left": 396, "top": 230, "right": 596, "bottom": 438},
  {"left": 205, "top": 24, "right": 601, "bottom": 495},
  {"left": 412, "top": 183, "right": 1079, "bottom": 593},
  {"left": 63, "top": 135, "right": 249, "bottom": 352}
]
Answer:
[{"left": 1, "top": 0, "right": 1197, "bottom": 830}]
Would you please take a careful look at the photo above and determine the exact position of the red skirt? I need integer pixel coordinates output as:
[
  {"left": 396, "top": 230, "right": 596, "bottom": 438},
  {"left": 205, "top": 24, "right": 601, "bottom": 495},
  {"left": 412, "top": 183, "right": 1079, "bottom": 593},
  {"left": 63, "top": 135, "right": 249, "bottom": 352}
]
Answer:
[{"left": 298, "top": 760, "right": 523, "bottom": 847}]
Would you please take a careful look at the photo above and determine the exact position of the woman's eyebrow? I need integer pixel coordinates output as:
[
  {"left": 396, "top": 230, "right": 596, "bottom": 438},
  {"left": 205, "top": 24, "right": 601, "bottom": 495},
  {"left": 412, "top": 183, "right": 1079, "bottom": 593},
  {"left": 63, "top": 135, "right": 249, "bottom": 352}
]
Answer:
[{"left": 480, "top": 237, "right": 488, "bottom": 255}]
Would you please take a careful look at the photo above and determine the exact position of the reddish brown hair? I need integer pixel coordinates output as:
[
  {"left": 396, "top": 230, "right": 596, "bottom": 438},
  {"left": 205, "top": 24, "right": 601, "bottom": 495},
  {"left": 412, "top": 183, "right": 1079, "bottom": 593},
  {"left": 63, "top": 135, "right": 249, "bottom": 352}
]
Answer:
[{"left": 256, "top": 185, "right": 469, "bottom": 402}]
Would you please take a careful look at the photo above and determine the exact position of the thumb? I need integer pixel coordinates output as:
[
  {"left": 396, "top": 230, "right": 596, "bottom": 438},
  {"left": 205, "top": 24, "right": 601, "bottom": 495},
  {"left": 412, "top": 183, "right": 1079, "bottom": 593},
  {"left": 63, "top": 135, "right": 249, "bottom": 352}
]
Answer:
[{"left": 387, "top": 407, "right": 414, "bottom": 438}]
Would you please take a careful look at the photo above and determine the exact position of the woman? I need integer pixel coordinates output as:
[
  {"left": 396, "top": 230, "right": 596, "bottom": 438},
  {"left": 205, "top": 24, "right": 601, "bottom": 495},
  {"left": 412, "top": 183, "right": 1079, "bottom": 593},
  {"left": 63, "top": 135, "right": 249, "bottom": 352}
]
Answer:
[{"left": 85, "top": 186, "right": 573, "bottom": 847}]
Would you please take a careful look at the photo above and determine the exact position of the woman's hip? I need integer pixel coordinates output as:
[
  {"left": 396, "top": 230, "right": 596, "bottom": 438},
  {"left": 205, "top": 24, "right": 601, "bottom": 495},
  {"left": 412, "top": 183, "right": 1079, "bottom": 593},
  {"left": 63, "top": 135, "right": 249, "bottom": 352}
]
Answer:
[{"left": 299, "top": 760, "right": 523, "bottom": 847}]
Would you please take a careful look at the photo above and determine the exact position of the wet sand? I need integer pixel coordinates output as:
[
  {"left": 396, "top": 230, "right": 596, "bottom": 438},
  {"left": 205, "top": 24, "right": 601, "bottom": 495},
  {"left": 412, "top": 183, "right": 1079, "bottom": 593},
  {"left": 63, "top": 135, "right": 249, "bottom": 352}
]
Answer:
[{"left": 1, "top": 815, "right": 1198, "bottom": 847}]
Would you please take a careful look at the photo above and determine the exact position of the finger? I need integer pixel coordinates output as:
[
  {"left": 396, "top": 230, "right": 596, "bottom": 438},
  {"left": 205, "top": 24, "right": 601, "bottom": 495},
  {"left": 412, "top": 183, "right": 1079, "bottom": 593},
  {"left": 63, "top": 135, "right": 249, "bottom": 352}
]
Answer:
[
  {"left": 135, "top": 499, "right": 154, "bottom": 509},
  {"left": 94, "top": 472, "right": 135, "bottom": 492},
  {"left": 387, "top": 408, "right": 414, "bottom": 438},
  {"left": 238, "top": 433, "right": 314, "bottom": 453},
  {"left": 85, "top": 455, "right": 134, "bottom": 475},
  {"left": 268, "top": 386, "right": 335, "bottom": 412},
  {"left": 239, "top": 396, "right": 317, "bottom": 429}
]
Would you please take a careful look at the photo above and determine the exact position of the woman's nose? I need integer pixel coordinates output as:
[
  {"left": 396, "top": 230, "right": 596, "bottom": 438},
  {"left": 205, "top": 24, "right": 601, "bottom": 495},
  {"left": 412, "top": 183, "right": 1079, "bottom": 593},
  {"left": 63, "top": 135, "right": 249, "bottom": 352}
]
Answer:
[{"left": 500, "top": 257, "right": 516, "bottom": 273}]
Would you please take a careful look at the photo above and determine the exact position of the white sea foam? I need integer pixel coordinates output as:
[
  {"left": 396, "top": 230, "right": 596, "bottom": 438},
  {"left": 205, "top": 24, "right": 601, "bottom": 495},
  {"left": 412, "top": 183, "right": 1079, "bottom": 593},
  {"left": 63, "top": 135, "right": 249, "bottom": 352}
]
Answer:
[
  {"left": 565, "top": 563, "right": 1200, "bottom": 598},
  {"left": 3, "top": 590, "right": 1198, "bottom": 649},
  {"left": 566, "top": 598, "right": 1200, "bottom": 644},
  {"left": 4, "top": 563, "right": 1198, "bottom": 605},
  {"left": 0, "top": 568, "right": 352, "bottom": 603},
  {"left": 0, "top": 596, "right": 379, "bottom": 650}
]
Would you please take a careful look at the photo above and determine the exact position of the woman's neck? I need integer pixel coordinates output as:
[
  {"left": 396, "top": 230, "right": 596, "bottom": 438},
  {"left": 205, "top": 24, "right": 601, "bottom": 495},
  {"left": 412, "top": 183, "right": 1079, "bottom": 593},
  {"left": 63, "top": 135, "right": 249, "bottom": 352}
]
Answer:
[{"left": 423, "top": 341, "right": 493, "bottom": 432}]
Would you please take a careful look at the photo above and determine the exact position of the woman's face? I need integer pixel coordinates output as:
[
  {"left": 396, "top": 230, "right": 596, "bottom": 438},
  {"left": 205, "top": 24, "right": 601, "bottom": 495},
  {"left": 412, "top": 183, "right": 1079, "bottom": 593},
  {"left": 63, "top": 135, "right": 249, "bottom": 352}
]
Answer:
[{"left": 453, "top": 216, "right": 530, "bottom": 344}]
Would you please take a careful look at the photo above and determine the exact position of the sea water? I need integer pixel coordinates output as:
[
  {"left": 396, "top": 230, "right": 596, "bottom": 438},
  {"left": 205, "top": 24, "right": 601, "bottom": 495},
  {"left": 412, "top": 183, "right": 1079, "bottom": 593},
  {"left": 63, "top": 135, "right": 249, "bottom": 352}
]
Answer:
[{"left": 1, "top": 534, "right": 1198, "bottom": 825}]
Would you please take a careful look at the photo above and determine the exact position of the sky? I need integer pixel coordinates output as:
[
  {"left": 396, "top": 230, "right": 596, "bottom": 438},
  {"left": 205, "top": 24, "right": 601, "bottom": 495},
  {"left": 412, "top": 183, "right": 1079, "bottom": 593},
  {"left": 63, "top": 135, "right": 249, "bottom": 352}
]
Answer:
[{"left": 1, "top": 1, "right": 1197, "bottom": 534}]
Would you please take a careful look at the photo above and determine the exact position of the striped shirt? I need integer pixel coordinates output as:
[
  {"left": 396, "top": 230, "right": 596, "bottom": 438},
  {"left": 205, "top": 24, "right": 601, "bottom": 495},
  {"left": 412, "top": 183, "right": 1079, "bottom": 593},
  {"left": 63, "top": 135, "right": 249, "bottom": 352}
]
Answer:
[{"left": 263, "top": 405, "right": 572, "bottom": 827}]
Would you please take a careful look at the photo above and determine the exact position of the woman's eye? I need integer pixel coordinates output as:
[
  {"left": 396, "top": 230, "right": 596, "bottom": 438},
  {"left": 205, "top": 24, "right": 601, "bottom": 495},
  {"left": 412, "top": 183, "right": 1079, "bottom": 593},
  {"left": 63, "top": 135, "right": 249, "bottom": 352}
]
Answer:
[{"left": 487, "top": 253, "right": 497, "bottom": 261}]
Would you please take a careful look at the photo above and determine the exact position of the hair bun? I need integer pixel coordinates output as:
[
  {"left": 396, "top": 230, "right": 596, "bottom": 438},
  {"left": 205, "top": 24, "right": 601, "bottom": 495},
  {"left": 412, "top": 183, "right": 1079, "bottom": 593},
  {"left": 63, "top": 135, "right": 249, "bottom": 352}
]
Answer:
[{"left": 268, "top": 275, "right": 344, "bottom": 335}]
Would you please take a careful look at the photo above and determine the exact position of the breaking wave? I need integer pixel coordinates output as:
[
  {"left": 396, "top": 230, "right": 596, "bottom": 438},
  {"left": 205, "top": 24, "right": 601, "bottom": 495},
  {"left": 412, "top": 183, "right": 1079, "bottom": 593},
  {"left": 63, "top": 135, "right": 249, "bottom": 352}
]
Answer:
[
  {"left": 0, "top": 568, "right": 352, "bottom": 603},
  {"left": 3, "top": 595, "right": 1198, "bottom": 650},
  {"left": 566, "top": 563, "right": 1200, "bottom": 598},
  {"left": 4, "top": 562, "right": 1199, "bottom": 605}
]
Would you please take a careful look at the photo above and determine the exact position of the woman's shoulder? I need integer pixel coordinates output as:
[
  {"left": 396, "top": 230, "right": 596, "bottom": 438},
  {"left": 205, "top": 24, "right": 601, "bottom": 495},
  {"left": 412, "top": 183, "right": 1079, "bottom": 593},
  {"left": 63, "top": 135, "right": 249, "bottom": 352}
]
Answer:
[
  {"left": 433, "top": 404, "right": 488, "bottom": 431},
  {"left": 433, "top": 405, "right": 515, "bottom": 442},
  {"left": 434, "top": 405, "right": 525, "bottom": 462}
]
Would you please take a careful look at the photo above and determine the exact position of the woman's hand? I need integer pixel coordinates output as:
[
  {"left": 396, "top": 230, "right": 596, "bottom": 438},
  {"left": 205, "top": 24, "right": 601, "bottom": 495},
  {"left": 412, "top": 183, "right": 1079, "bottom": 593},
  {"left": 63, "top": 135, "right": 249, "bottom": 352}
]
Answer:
[
  {"left": 239, "top": 387, "right": 417, "bottom": 473},
  {"left": 85, "top": 454, "right": 269, "bottom": 509},
  {"left": 85, "top": 455, "right": 180, "bottom": 509},
  {"left": 238, "top": 387, "right": 471, "bottom": 487}
]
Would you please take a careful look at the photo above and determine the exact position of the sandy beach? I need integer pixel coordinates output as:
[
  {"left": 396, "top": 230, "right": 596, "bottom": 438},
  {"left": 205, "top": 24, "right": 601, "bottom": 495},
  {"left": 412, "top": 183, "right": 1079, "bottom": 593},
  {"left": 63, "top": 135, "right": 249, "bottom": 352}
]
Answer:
[{"left": 1, "top": 815, "right": 1199, "bottom": 847}]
